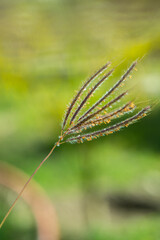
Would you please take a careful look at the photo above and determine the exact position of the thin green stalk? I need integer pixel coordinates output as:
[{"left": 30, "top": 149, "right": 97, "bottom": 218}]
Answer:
[{"left": 0, "top": 139, "right": 62, "bottom": 229}]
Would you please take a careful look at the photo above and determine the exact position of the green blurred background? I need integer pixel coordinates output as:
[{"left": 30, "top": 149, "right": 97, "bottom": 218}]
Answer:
[{"left": 0, "top": 0, "right": 160, "bottom": 239}]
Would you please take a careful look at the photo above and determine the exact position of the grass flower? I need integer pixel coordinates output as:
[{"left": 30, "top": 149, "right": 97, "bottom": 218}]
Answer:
[{"left": 0, "top": 60, "right": 151, "bottom": 228}]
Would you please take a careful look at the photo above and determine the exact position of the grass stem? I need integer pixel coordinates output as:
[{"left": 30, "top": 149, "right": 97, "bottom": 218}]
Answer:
[{"left": 0, "top": 139, "right": 61, "bottom": 228}]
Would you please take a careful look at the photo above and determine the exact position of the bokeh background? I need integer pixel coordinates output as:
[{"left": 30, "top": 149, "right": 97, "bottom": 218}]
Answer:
[{"left": 0, "top": 0, "right": 160, "bottom": 239}]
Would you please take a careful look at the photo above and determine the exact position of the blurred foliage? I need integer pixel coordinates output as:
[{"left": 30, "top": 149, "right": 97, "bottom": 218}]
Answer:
[{"left": 0, "top": 0, "right": 160, "bottom": 239}]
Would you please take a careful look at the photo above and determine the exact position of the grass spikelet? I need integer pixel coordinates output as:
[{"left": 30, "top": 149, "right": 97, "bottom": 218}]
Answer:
[
  {"left": 68, "top": 101, "right": 136, "bottom": 134},
  {"left": 69, "top": 68, "right": 114, "bottom": 125},
  {"left": 66, "top": 106, "right": 151, "bottom": 143},
  {"left": 0, "top": 60, "right": 151, "bottom": 229},
  {"left": 70, "top": 91, "right": 128, "bottom": 131},
  {"left": 78, "top": 61, "right": 137, "bottom": 122},
  {"left": 62, "top": 61, "right": 111, "bottom": 130}
]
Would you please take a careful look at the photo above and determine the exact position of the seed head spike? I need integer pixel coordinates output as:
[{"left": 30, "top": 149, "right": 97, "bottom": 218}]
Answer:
[
  {"left": 62, "top": 61, "right": 111, "bottom": 130},
  {"left": 70, "top": 91, "right": 128, "bottom": 131},
  {"left": 66, "top": 106, "right": 151, "bottom": 143},
  {"left": 69, "top": 68, "right": 114, "bottom": 125},
  {"left": 78, "top": 61, "right": 137, "bottom": 122},
  {"left": 68, "top": 101, "right": 136, "bottom": 134}
]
